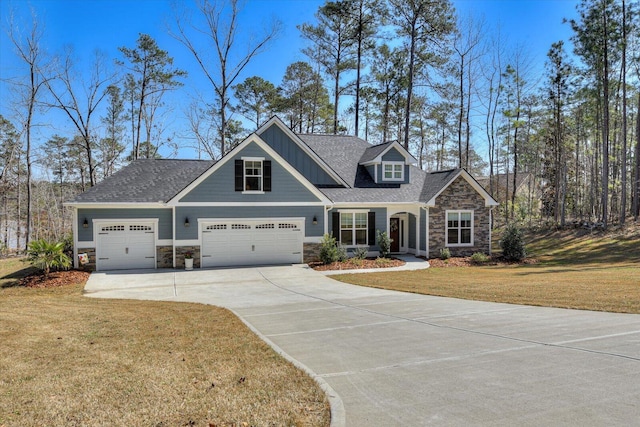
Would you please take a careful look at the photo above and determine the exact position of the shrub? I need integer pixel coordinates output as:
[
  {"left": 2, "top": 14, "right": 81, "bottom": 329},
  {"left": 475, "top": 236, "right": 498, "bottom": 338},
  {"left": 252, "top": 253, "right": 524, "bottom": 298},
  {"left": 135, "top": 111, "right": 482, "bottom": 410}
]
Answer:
[
  {"left": 470, "top": 252, "right": 490, "bottom": 264},
  {"left": 439, "top": 247, "right": 451, "bottom": 260},
  {"left": 500, "top": 224, "right": 527, "bottom": 261},
  {"left": 319, "top": 234, "right": 348, "bottom": 264},
  {"left": 336, "top": 244, "right": 348, "bottom": 262},
  {"left": 27, "top": 239, "right": 72, "bottom": 278},
  {"left": 376, "top": 230, "right": 391, "bottom": 258},
  {"left": 353, "top": 246, "right": 368, "bottom": 260}
]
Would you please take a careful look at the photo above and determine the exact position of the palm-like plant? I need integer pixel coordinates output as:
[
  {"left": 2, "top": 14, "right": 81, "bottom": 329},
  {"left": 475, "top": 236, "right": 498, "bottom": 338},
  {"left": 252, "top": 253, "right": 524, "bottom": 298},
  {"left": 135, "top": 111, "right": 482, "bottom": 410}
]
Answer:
[{"left": 27, "top": 240, "right": 72, "bottom": 278}]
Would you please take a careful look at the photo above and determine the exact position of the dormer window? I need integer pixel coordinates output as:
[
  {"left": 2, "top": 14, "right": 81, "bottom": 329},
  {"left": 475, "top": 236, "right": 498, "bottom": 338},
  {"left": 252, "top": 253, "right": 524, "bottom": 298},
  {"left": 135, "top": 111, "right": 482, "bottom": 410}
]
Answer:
[
  {"left": 383, "top": 162, "right": 404, "bottom": 181},
  {"left": 235, "top": 158, "right": 272, "bottom": 193}
]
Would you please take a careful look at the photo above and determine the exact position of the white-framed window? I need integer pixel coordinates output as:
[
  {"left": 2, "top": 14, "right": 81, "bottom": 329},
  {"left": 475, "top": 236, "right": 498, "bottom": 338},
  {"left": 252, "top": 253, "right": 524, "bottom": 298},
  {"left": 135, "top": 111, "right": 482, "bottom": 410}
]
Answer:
[
  {"left": 244, "top": 160, "right": 263, "bottom": 191},
  {"left": 382, "top": 161, "right": 404, "bottom": 181},
  {"left": 340, "top": 211, "right": 368, "bottom": 246},
  {"left": 446, "top": 210, "right": 473, "bottom": 246}
]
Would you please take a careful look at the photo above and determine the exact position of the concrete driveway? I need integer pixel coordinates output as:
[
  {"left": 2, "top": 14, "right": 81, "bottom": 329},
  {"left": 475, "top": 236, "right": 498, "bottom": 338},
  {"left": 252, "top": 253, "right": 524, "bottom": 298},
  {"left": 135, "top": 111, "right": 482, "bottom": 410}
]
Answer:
[{"left": 85, "top": 265, "right": 640, "bottom": 426}]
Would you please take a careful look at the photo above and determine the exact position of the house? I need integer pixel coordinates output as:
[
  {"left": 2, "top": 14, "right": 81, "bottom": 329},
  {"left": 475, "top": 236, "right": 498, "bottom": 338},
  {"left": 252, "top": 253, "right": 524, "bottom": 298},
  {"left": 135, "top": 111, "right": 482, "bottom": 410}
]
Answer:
[
  {"left": 67, "top": 116, "right": 498, "bottom": 271},
  {"left": 477, "top": 172, "right": 541, "bottom": 221}
]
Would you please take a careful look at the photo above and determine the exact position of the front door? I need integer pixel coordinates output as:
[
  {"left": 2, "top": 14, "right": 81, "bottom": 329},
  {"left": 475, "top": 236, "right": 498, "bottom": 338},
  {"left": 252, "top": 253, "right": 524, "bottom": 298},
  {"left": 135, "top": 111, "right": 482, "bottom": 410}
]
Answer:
[{"left": 390, "top": 217, "right": 400, "bottom": 253}]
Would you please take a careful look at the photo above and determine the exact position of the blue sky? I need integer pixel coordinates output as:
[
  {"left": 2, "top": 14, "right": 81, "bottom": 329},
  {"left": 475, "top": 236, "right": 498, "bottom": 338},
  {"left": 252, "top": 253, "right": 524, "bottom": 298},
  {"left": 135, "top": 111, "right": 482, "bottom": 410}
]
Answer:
[{"left": 0, "top": 0, "right": 579, "bottom": 161}]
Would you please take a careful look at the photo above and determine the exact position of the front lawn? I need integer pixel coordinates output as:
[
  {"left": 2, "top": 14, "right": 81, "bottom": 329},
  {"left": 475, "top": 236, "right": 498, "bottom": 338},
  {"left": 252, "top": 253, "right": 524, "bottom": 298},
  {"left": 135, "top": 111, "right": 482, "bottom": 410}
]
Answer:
[
  {"left": 331, "top": 227, "right": 640, "bottom": 314},
  {"left": 0, "top": 261, "right": 330, "bottom": 426}
]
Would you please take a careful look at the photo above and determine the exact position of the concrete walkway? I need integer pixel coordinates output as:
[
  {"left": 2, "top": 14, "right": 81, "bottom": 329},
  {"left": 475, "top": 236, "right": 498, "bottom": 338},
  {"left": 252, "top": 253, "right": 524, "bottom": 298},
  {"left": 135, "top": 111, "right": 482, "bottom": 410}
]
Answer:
[{"left": 85, "top": 265, "right": 640, "bottom": 426}]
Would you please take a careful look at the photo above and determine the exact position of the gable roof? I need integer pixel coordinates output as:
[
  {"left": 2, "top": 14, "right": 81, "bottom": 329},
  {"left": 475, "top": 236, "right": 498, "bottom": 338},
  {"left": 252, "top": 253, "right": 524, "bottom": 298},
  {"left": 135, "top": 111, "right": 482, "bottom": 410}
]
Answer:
[
  {"left": 167, "top": 132, "right": 332, "bottom": 205},
  {"left": 257, "top": 117, "right": 349, "bottom": 188},
  {"left": 358, "top": 140, "right": 418, "bottom": 165},
  {"left": 422, "top": 169, "right": 499, "bottom": 207},
  {"left": 69, "top": 159, "right": 214, "bottom": 204}
]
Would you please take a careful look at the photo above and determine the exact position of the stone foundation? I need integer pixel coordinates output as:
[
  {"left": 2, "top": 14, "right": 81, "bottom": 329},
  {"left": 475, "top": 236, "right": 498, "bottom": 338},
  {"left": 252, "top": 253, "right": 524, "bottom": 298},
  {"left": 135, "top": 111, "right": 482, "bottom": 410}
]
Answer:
[
  {"left": 303, "top": 243, "right": 322, "bottom": 263},
  {"left": 157, "top": 246, "right": 173, "bottom": 268},
  {"left": 176, "top": 246, "right": 201, "bottom": 269}
]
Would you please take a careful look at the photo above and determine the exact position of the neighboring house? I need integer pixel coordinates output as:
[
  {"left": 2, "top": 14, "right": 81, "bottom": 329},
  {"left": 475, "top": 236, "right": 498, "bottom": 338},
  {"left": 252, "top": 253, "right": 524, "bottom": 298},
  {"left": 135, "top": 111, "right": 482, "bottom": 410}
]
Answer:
[
  {"left": 67, "top": 116, "right": 498, "bottom": 271},
  {"left": 477, "top": 172, "right": 535, "bottom": 202},
  {"left": 477, "top": 172, "right": 541, "bottom": 219}
]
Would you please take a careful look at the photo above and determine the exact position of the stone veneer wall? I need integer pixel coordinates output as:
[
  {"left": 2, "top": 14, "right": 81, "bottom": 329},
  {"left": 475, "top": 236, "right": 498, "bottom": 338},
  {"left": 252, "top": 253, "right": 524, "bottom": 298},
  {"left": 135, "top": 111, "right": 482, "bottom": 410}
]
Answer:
[
  {"left": 303, "top": 243, "right": 322, "bottom": 263},
  {"left": 157, "top": 246, "right": 173, "bottom": 268},
  {"left": 428, "top": 177, "right": 492, "bottom": 258},
  {"left": 175, "top": 246, "right": 201, "bottom": 269}
]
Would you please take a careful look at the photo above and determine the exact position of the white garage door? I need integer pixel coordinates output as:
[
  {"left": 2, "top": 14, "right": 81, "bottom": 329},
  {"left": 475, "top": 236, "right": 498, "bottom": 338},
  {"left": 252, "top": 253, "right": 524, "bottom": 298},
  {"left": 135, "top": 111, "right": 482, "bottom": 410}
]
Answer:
[
  {"left": 96, "top": 223, "right": 156, "bottom": 271},
  {"left": 201, "top": 219, "right": 303, "bottom": 268}
]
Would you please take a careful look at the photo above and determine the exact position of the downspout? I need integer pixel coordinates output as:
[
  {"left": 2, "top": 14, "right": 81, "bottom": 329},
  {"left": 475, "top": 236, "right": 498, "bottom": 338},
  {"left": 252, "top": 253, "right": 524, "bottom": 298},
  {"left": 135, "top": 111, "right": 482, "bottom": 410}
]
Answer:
[
  {"left": 172, "top": 205, "right": 176, "bottom": 269},
  {"left": 489, "top": 206, "right": 494, "bottom": 255},
  {"left": 72, "top": 207, "right": 78, "bottom": 269},
  {"left": 324, "top": 204, "right": 333, "bottom": 237}
]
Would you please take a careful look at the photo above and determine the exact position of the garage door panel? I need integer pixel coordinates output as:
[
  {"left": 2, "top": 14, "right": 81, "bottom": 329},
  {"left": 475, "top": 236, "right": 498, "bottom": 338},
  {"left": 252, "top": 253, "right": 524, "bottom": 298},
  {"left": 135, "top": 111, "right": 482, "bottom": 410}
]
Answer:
[
  {"left": 96, "top": 223, "right": 156, "bottom": 271},
  {"left": 201, "top": 219, "right": 303, "bottom": 268}
]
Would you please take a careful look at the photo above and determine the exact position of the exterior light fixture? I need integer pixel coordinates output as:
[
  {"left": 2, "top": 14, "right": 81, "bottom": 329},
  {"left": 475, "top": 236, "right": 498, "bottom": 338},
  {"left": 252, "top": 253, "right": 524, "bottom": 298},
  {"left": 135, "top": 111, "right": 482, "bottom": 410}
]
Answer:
[
  {"left": 312, "top": 215, "right": 318, "bottom": 225},
  {"left": 83, "top": 218, "right": 89, "bottom": 228},
  {"left": 184, "top": 217, "right": 190, "bottom": 227}
]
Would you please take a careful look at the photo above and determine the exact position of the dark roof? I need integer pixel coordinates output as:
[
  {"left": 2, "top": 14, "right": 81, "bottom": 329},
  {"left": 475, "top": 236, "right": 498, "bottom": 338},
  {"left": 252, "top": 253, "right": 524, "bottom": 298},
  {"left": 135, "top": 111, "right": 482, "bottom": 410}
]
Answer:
[
  {"left": 359, "top": 142, "right": 393, "bottom": 163},
  {"left": 420, "top": 169, "right": 463, "bottom": 202},
  {"left": 299, "top": 133, "right": 458, "bottom": 204},
  {"left": 70, "top": 159, "right": 214, "bottom": 203},
  {"left": 69, "top": 125, "right": 481, "bottom": 206},
  {"left": 297, "top": 133, "right": 371, "bottom": 187}
]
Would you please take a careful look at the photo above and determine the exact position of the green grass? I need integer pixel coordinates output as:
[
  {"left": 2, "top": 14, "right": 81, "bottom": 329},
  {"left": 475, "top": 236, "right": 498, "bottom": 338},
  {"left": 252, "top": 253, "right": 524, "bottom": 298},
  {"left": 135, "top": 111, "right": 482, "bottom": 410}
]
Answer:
[
  {"left": 332, "top": 227, "right": 640, "bottom": 314},
  {"left": 0, "top": 260, "right": 330, "bottom": 426}
]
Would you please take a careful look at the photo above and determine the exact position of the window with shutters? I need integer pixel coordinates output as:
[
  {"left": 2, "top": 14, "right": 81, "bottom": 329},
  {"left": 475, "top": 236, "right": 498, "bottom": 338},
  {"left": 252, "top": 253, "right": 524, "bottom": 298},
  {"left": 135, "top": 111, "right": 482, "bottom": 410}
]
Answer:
[
  {"left": 235, "top": 157, "right": 272, "bottom": 193},
  {"left": 446, "top": 210, "right": 474, "bottom": 246},
  {"left": 340, "top": 212, "right": 368, "bottom": 246}
]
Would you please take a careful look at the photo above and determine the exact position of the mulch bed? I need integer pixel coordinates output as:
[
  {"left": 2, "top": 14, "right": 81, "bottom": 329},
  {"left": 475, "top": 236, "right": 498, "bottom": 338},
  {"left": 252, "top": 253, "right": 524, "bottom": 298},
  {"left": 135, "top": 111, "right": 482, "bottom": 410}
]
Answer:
[
  {"left": 310, "top": 257, "right": 405, "bottom": 271},
  {"left": 427, "top": 256, "right": 538, "bottom": 268},
  {"left": 20, "top": 270, "right": 91, "bottom": 288}
]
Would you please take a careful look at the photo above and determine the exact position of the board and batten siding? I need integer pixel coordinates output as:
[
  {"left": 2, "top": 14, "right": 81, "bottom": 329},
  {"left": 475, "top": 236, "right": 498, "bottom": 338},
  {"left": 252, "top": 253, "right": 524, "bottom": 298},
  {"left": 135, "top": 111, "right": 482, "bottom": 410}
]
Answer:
[
  {"left": 409, "top": 214, "right": 417, "bottom": 250},
  {"left": 179, "top": 142, "right": 322, "bottom": 204},
  {"left": 76, "top": 208, "right": 173, "bottom": 241},
  {"left": 175, "top": 206, "right": 325, "bottom": 240},
  {"left": 259, "top": 125, "right": 341, "bottom": 187}
]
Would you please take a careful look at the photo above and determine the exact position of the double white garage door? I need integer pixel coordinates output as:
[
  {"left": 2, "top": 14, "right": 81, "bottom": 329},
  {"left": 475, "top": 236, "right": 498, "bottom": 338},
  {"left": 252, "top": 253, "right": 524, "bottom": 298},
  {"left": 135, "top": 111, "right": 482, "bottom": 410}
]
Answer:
[
  {"left": 201, "top": 219, "right": 304, "bottom": 268},
  {"left": 95, "top": 218, "right": 304, "bottom": 271}
]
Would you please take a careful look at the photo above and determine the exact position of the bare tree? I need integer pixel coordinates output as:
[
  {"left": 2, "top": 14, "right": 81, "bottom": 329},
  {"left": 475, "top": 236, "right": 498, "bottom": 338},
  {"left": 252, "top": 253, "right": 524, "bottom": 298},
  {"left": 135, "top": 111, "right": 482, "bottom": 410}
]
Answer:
[
  {"left": 6, "top": 7, "right": 50, "bottom": 249},
  {"left": 44, "top": 49, "right": 115, "bottom": 187},
  {"left": 452, "top": 13, "right": 484, "bottom": 169},
  {"left": 171, "top": 0, "right": 281, "bottom": 156}
]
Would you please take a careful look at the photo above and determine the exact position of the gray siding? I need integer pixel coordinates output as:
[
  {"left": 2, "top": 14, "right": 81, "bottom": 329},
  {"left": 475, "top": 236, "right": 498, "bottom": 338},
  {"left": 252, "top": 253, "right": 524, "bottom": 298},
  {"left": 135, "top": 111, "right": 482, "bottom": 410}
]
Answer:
[
  {"left": 259, "top": 125, "right": 340, "bottom": 186},
  {"left": 175, "top": 206, "right": 325, "bottom": 240},
  {"left": 381, "top": 147, "right": 405, "bottom": 162},
  {"left": 327, "top": 207, "right": 386, "bottom": 250},
  {"left": 180, "top": 142, "right": 322, "bottom": 203},
  {"left": 420, "top": 208, "right": 427, "bottom": 251},
  {"left": 409, "top": 214, "right": 416, "bottom": 249},
  {"left": 77, "top": 208, "right": 173, "bottom": 241},
  {"left": 365, "top": 164, "right": 376, "bottom": 181}
]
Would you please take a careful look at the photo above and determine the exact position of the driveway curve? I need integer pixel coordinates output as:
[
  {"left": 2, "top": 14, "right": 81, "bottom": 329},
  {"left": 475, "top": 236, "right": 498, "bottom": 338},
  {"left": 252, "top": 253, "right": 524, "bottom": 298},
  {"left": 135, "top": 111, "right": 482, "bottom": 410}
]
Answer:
[{"left": 86, "top": 265, "right": 640, "bottom": 426}]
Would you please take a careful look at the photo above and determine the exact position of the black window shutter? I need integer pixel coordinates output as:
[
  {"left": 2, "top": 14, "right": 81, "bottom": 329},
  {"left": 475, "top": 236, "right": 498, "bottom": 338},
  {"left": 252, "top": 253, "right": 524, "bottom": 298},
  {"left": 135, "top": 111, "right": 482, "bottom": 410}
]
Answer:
[
  {"left": 235, "top": 160, "right": 243, "bottom": 191},
  {"left": 332, "top": 211, "right": 340, "bottom": 240},
  {"left": 368, "top": 211, "right": 376, "bottom": 245},
  {"left": 263, "top": 160, "right": 272, "bottom": 192}
]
